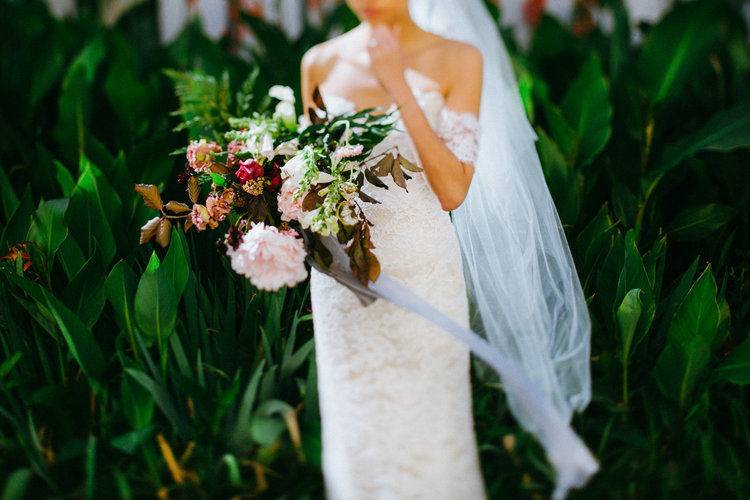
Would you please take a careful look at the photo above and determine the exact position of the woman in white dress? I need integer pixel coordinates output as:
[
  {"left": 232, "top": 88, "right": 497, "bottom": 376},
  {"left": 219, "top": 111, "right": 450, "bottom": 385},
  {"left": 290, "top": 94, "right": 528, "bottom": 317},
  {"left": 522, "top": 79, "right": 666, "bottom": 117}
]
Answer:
[{"left": 301, "top": 1, "right": 599, "bottom": 499}]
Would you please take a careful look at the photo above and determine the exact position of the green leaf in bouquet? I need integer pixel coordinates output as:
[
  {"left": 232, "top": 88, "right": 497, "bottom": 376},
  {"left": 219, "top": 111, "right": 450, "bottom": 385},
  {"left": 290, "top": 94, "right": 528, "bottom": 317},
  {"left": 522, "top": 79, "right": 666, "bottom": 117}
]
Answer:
[{"left": 209, "top": 173, "right": 226, "bottom": 186}]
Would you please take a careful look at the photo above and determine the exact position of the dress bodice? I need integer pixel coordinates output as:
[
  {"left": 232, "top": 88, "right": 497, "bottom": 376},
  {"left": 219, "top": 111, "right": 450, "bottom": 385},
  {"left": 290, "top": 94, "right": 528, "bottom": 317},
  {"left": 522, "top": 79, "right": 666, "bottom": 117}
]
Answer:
[{"left": 322, "top": 68, "right": 481, "bottom": 166}]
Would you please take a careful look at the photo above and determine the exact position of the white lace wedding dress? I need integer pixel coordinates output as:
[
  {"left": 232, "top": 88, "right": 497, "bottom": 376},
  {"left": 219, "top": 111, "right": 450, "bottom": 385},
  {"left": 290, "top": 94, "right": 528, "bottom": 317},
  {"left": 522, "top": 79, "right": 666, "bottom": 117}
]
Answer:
[{"left": 309, "top": 68, "right": 487, "bottom": 500}]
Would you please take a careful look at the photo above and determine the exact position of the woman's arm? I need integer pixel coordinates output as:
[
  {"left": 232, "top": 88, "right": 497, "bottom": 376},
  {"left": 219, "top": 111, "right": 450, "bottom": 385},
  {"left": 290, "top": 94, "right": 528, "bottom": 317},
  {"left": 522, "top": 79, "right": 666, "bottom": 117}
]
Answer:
[{"left": 368, "top": 26, "right": 483, "bottom": 211}]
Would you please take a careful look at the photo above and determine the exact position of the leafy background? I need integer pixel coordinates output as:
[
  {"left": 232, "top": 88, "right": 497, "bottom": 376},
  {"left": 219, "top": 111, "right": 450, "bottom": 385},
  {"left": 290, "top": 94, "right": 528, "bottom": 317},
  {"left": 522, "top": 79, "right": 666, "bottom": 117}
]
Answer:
[{"left": 1, "top": 0, "right": 749, "bottom": 498}]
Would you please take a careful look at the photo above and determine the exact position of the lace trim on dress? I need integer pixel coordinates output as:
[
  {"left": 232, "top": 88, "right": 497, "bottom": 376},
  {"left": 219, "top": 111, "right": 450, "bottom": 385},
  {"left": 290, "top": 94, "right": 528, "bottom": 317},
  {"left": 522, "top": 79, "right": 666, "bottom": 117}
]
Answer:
[{"left": 436, "top": 107, "right": 481, "bottom": 165}]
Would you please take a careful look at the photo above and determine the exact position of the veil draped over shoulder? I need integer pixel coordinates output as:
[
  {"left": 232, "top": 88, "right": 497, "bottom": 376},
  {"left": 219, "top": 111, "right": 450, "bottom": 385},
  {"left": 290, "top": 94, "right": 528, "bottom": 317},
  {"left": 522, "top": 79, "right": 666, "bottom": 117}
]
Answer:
[{"left": 406, "top": 0, "right": 599, "bottom": 496}]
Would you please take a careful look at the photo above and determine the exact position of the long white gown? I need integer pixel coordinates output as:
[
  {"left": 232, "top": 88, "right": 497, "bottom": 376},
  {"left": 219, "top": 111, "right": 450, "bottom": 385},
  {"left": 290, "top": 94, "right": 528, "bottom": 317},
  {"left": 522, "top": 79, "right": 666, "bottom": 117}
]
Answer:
[{"left": 309, "top": 68, "right": 487, "bottom": 500}]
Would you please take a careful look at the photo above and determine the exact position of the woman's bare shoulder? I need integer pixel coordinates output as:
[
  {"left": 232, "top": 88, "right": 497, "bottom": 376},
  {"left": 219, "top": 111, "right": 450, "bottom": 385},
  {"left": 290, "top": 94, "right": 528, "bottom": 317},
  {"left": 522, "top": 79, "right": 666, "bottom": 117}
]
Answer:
[
  {"left": 301, "top": 29, "right": 362, "bottom": 77},
  {"left": 435, "top": 38, "right": 483, "bottom": 77}
]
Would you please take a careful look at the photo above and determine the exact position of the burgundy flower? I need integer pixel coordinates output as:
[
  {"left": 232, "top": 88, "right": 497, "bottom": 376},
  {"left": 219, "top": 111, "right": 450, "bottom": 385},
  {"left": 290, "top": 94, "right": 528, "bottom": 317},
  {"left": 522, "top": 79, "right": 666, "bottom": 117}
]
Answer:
[
  {"left": 268, "top": 163, "right": 282, "bottom": 193},
  {"left": 235, "top": 159, "right": 264, "bottom": 183}
]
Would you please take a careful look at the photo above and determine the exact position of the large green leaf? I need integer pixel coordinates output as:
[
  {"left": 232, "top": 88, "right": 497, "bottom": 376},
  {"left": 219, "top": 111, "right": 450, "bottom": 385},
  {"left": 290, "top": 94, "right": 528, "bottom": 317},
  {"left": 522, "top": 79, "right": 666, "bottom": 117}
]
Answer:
[
  {"left": 134, "top": 253, "right": 177, "bottom": 344},
  {"left": 124, "top": 368, "right": 189, "bottom": 439},
  {"left": 0, "top": 186, "right": 33, "bottom": 249},
  {"left": 53, "top": 36, "right": 105, "bottom": 156},
  {"left": 535, "top": 127, "right": 581, "bottom": 226},
  {"left": 0, "top": 167, "right": 19, "bottom": 221},
  {"left": 575, "top": 203, "right": 617, "bottom": 286},
  {"left": 615, "top": 229, "right": 655, "bottom": 345},
  {"left": 120, "top": 373, "right": 154, "bottom": 430},
  {"left": 617, "top": 288, "right": 643, "bottom": 369},
  {"left": 6, "top": 272, "right": 105, "bottom": 385},
  {"left": 637, "top": 0, "right": 722, "bottom": 105},
  {"left": 61, "top": 250, "right": 106, "bottom": 328},
  {"left": 64, "top": 159, "right": 117, "bottom": 268},
  {"left": 666, "top": 204, "right": 735, "bottom": 242},
  {"left": 561, "top": 54, "right": 612, "bottom": 166},
  {"left": 161, "top": 227, "right": 190, "bottom": 301},
  {"left": 78, "top": 155, "right": 123, "bottom": 239},
  {"left": 26, "top": 198, "right": 69, "bottom": 263},
  {"left": 658, "top": 102, "right": 750, "bottom": 173},
  {"left": 654, "top": 265, "right": 720, "bottom": 406},
  {"left": 710, "top": 336, "right": 750, "bottom": 385},
  {"left": 105, "top": 261, "right": 138, "bottom": 345}
]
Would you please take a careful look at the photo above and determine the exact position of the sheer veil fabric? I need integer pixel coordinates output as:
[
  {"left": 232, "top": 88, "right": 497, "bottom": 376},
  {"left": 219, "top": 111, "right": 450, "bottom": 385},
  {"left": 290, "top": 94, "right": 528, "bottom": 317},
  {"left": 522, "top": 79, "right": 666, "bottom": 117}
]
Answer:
[{"left": 405, "top": 0, "right": 600, "bottom": 496}]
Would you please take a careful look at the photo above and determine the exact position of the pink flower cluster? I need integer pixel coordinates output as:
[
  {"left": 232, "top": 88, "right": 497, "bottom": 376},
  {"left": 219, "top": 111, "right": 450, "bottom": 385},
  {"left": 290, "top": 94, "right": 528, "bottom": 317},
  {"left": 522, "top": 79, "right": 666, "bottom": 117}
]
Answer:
[
  {"left": 333, "top": 143, "right": 364, "bottom": 162},
  {"left": 225, "top": 222, "right": 308, "bottom": 291},
  {"left": 191, "top": 189, "right": 235, "bottom": 231},
  {"left": 187, "top": 139, "right": 222, "bottom": 173},
  {"left": 277, "top": 181, "right": 306, "bottom": 222}
]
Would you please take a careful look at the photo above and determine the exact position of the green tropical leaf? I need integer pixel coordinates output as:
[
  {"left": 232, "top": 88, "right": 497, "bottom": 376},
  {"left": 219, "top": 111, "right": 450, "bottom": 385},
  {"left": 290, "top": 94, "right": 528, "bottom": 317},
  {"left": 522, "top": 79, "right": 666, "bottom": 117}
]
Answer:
[
  {"left": 637, "top": 0, "right": 722, "bottom": 104},
  {"left": 654, "top": 265, "right": 720, "bottom": 406},
  {"left": 666, "top": 204, "right": 735, "bottom": 242},
  {"left": 134, "top": 253, "right": 178, "bottom": 344},
  {"left": 5, "top": 273, "right": 105, "bottom": 385},
  {"left": 711, "top": 336, "right": 750, "bottom": 385},
  {"left": 105, "top": 260, "right": 138, "bottom": 345},
  {"left": 161, "top": 227, "right": 190, "bottom": 301},
  {"left": 561, "top": 54, "right": 612, "bottom": 166}
]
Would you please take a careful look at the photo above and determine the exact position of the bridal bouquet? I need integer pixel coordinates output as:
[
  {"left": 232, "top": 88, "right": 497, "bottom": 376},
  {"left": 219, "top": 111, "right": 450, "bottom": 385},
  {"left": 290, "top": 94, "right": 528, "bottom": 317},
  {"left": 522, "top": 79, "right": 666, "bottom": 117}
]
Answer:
[{"left": 136, "top": 71, "right": 421, "bottom": 291}]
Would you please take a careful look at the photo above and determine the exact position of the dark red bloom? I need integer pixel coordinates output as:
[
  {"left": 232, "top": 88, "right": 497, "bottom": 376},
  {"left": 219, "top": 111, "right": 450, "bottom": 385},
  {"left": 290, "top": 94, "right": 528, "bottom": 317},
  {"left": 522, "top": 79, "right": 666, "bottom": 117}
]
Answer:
[
  {"left": 235, "top": 159, "right": 264, "bottom": 183},
  {"left": 267, "top": 163, "right": 282, "bottom": 193}
]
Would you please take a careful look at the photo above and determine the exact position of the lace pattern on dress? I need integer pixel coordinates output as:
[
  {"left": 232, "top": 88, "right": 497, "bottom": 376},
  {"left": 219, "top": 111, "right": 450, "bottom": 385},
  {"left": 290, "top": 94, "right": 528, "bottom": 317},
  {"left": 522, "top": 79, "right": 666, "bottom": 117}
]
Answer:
[{"left": 436, "top": 108, "right": 481, "bottom": 165}]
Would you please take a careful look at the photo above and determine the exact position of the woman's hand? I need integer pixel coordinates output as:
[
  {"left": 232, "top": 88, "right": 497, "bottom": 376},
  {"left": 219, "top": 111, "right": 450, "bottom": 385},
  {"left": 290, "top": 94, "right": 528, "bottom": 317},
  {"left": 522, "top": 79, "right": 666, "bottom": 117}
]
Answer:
[{"left": 366, "top": 24, "right": 410, "bottom": 99}]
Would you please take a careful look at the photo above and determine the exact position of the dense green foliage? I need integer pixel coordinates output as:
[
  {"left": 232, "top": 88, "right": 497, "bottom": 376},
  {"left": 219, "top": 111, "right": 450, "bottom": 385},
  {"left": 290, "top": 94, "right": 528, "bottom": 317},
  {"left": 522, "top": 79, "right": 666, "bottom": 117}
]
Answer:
[{"left": 1, "top": 0, "right": 748, "bottom": 498}]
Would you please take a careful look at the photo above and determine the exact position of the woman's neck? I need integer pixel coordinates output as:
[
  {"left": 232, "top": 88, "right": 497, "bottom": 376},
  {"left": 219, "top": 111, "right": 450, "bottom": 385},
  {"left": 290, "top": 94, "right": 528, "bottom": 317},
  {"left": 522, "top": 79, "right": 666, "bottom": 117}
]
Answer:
[{"left": 360, "top": 19, "right": 430, "bottom": 54}]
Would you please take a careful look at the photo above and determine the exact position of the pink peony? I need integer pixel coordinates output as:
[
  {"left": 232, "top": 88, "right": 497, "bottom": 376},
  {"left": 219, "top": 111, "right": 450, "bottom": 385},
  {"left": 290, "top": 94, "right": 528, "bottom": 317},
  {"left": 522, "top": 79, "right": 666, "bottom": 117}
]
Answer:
[
  {"left": 235, "top": 159, "right": 264, "bottom": 183},
  {"left": 225, "top": 222, "right": 308, "bottom": 291},
  {"left": 277, "top": 181, "right": 306, "bottom": 222},
  {"left": 187, "top": 139, "right": 222, "bottom": 173}
]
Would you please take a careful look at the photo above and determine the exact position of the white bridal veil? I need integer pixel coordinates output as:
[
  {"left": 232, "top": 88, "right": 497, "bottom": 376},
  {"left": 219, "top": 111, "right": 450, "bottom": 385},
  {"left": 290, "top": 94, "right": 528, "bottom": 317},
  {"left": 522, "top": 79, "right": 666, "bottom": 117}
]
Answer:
[{"left": 407, "top": 0, "right": 600, "bottom": 496}]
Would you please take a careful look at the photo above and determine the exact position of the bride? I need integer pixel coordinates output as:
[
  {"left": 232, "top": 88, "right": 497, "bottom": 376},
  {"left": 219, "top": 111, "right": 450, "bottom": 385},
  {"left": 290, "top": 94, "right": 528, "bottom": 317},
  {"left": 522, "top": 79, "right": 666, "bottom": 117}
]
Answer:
[{"left": 301, "top": 1, "right": 599, "bottom": 499}]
